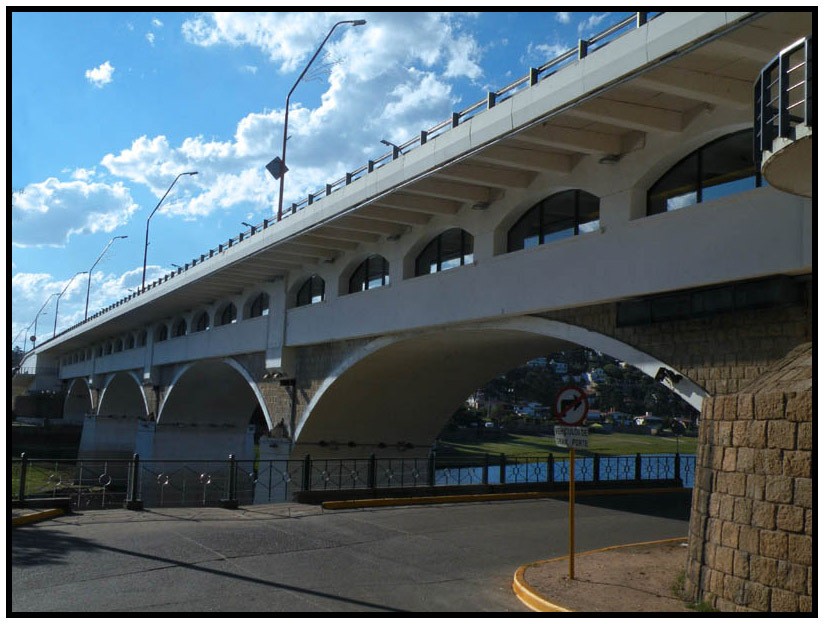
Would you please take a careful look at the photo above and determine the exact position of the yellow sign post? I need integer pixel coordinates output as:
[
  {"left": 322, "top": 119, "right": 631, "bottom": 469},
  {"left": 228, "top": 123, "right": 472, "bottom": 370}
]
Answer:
[
  {"left": 569, "top": 447, "right": 576, "bottom": 579},
  {"left": 553, "top": 385, "right": 589, "bottom": 581}
]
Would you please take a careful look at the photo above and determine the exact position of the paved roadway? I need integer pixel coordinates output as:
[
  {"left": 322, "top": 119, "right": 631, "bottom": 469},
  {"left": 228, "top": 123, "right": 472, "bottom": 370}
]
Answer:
[{"left": 12, "top": 492, "right": 690, "bottom": 613}]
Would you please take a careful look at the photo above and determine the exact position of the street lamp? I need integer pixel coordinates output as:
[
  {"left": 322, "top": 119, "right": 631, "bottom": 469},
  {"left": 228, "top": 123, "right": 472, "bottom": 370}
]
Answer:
[
  {"left": 85, "top": 235, "right": 128, "bottom": 320},
  {"left": 272, "top": 19, "right": 366, "bottom": 222},
  {"left": 54, "top": 271, "right": 88, "bottom": 337},
  {"left": 141, "top": 172, "right": 198, "bottom": 290},
  {"left": 27, "top": 293, "right": 58, "bottom": 352}
]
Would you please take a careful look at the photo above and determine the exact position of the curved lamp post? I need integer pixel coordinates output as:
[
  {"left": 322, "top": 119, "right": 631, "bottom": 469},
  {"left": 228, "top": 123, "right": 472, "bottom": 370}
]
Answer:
[
  {"left": 54, "top": 271, "right": 88, "bottom": 338},
  {"left": 141, "top": 172, "right": 198, "bottom": 290},
  {"left": 275, "top": 19, "right": 366, "bottom": 222},
  {"left": 27, "top": 292, "right": 58, "bottom": 352},
  {"left": 85, "top": 235, "right": 128, "bottom": 321}
]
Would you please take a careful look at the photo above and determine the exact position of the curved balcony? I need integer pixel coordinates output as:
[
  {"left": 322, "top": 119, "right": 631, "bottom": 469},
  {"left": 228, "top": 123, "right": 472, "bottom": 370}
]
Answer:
[{"left": 754, "top": 36, "right": 814, "bottom": 198}]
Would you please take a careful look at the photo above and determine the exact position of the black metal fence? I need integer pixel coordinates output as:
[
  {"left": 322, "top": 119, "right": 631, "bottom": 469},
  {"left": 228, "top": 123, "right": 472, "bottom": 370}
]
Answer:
[{"left": 12, "top": 451, "right": 695, "bottom": 511}]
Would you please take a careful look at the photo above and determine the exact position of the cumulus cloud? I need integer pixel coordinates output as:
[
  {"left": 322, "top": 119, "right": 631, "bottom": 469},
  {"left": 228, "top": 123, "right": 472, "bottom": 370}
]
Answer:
[
  {"left": 146, "top": 32, "right": 155, "bottom": 46},
  {"left": 92, "top": 12, "right": 481, "bottom": 218},
  {"left": 152, "top": 18, "right": 163, "bottom": 28},
  {"left": 85, "top": 61, "right": 115, "bottom": 87},
  {"left": 11, "top": 179, "right": 138, "bottom": 247},
  {"left": 556, "top": 12, "right": 571, "bottom": 24},
  {"left": 578, "top": 13, "right": 611, "bottom": 36}
]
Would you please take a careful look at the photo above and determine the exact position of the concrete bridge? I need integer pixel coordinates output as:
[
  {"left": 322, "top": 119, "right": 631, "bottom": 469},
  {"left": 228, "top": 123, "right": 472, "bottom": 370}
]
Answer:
[
  {"left": 19, "top": 11, "right": 811, "bottom": 462},
  {"left": 15, "top": 10, "right": 814, "bottom": 612}
]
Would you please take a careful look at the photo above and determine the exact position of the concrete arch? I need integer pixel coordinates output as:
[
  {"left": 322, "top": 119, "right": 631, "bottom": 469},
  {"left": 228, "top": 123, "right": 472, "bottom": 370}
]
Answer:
[
  {"left": 294, "top": 316, "right": 707, "bottom": 456},
  {"left": 158, "top": 358, "right": 273, "bottom": 430},
  {"left": 97, "top": 371, "right": 148, "bottom": 419},
  {"left": 64, "top": 377, "right": 93, "bottom": 423}
]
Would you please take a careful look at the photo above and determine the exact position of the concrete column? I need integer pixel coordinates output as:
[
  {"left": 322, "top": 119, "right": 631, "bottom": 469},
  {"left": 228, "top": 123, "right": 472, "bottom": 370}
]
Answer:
[{"left": 264, "top": 278, "right": 293, "bottom": 375}]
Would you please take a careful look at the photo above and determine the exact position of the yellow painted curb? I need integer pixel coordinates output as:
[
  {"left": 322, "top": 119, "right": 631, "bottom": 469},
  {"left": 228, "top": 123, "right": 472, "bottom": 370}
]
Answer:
[
  {"left": 512, "top": 536, "right": 688, "bottom": 612},
  {"left": 322, "top": 487, "right": 689, "bottom": 510},
  {"left": 12, "top": 508, "right": 65, "bottom": 527}
]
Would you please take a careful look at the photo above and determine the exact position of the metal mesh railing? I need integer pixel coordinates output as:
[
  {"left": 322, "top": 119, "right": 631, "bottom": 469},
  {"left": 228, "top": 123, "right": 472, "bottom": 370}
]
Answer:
[{"left": 12, "top": 451, "right": 695, "bottom": 510}]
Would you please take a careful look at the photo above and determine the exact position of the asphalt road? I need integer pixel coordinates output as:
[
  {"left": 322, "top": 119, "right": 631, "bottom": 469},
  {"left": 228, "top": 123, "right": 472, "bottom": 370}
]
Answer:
[{"left": 12, "top": 492, "right": 691, "bottom": 613}]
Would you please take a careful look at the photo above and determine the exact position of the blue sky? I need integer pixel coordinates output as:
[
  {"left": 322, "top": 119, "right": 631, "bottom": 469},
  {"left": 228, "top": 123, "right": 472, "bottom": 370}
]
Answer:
[{"left": 10, "top": 10, "right": 634, "bottom": 349}]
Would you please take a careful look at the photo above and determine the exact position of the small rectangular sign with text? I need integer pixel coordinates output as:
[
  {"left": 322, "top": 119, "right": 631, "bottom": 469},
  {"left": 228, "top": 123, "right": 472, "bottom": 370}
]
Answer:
[{"left": 554, "top": 426, "right": 589, "bottom": 449}]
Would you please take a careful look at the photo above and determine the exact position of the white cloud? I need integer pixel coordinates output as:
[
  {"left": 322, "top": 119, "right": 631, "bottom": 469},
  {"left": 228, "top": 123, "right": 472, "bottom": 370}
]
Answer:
[
  {"left": 578, "top": 13, "right": 610, "bottom": 36},
  {"left": 11, "top": 179, "right": 138, "bottom": 247},
  {"left": 556, "top": 12, "right": 571, "bottom": 24},
  {"left": 92, "top": 12, "right": 482, "bottom": 218},
  {"left": 85, "top": 61, "right": 115, "bottom": 88},
  {"left": 71, "top": 167, "right": 96, "bottom": 181},
  {"left": 146, "top": 32, "right": 155, "bottom": 46},
  {"left": 152, "top": 18, "right": 163, "bottom": 28},
  {"left": 240, "top": 65, "right": 258, "bottom": 74}
]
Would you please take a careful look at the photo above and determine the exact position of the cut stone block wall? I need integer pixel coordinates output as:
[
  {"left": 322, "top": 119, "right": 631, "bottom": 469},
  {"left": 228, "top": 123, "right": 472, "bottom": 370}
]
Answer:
[{"left": 684, "top": 343, "right": 812, "bottom": 612}]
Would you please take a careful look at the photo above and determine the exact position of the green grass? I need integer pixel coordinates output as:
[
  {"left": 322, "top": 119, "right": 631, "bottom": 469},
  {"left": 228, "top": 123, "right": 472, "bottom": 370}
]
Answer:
[{"left": 436, "top": 429, "right": 697, "bottom": 459}]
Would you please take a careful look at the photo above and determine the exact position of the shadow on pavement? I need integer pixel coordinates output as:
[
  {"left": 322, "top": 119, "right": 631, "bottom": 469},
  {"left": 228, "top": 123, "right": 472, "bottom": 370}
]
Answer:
[
  {"left": 576, "top": 490, "right": 692, "bottom": 521},
  {"left": 11, "top": 526, "right": 404, "bottom": 612}
]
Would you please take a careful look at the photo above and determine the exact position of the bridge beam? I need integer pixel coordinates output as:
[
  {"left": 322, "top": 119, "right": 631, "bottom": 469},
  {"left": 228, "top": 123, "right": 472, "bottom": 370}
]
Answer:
[
  {"left": 473, "top": 144, "right": 578, "bottom": 173},
  {"left": 372, "top": 193, "right": 462, "bottom": 215},
  {"left": 633, "top": 67, "right": 752, "bottom": 109},
  {"left": 565, "top": 98, "right": 685, "bottom": 133}
]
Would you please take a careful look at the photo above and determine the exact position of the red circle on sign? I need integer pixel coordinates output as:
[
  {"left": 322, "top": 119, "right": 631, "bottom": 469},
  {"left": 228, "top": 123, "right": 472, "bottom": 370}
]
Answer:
[{"left": 554, "top": 385, "right": 589, "bottom": 426}]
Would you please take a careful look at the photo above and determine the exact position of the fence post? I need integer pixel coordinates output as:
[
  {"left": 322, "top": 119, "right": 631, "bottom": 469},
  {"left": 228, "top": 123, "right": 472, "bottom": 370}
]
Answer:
[
  {"left": 482, "top": 453, "right": 490, "bottom": 486},
  {"left": 18, "top": 453, "right": 28, "bottom": 505},
  {"left": 303, "top": 455, "right": 313, "bottom": 492},
  {"left": 221, "top": 454, "right": 239, "bottom": 509},
  {"left": 547, "top": 454, "right": 554, "bottom": 485},
  {"left": 593, "top": 453, "right": 600, "bottom": 483},
  {"left": 368, "top": 453, "right": 377, "bottom": 490},
  {"left": 635, "top": 453, "right": 642, "bottom": 482},
  {"left": 499, "top": 453, "right": 506, "bottom": 485},
  {"left": 674, "top": 452, "right": 681, "bottom": 485},
  {"left": 125, "top": 453, "right": 144, "bottom": 510},
  {"left": 427, "top": 451, "right": 436, "bottom": 487}
]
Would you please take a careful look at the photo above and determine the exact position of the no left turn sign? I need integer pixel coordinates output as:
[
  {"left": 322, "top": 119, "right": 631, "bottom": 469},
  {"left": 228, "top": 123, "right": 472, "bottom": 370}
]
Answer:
[{"left": 554, "top": 385, "right": 589, "bottom": 426}]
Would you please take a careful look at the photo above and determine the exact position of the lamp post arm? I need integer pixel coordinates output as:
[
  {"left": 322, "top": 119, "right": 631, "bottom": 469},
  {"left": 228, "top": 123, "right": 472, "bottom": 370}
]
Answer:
[
  {"left": 86, "top": 236, "right": 127, "bottom": 321},
  {"left": 54, "top": 272, "right": 87, "bottom": 338},
  {"left": 141, "top": 173, "right": 196, "bottom": 289},
  {"left": 277, "top": 20, "right": 360, "bottom": 221}
]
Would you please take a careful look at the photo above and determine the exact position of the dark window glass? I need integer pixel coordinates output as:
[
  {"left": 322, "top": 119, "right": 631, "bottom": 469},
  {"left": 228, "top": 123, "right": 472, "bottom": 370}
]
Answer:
[
  {"left": 219, "top": 303, "right": 237, "bottom": 326},
  {"left": 349, "top": 255, "right": 389, "bottom": 293},
  {"left": 415, "top": 229, "right": 474, "bottom": 276},
  {"left": 137, "top": 331, "right": 147, "bottom": 347},
  {"left": 647, "top": 130, "right": 760, "bottom": 215},
  {"left": 249, "top": 293, "right": 269, "bottom": 318},
  {"left": 156, "top": 326, "right": 168, "bottom": 343},
  {"left": 172, "top": 319, "right": 187, "bottom": 337},
  {"left": 194, "top": 312, "right": 209, "bottom": 332},
  {"left": 125, "top": 335, "right": 135, "bottom": 350},
  {"left": 297, "top": 275, "right": 325, "bottom": 306},
  {"left": 507, "top": 190, "right": 600, "bottom": 252}
]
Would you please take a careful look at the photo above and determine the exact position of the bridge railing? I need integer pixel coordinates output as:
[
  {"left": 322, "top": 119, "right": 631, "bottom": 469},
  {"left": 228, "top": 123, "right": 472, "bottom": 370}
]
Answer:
[
  {"left": 754, "top": 35, "right": 814, "bottom": 167},
  {"left": 12, "top": 451, "right": 694, "bottom": 510},
  {"left": 41, "top": 12, "right": 666, "bottom": 349}
]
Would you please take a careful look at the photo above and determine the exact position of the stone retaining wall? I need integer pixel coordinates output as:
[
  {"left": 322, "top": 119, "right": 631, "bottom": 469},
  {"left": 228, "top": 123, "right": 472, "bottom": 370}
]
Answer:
[{"left": 684, "top": 343, "right": 812, "bottom": 612}]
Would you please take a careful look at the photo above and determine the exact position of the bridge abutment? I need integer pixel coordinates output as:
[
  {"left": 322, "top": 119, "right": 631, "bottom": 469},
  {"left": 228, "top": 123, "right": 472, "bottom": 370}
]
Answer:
[{"left": 684, "top": 343, "right": 812, "bottom": 611}]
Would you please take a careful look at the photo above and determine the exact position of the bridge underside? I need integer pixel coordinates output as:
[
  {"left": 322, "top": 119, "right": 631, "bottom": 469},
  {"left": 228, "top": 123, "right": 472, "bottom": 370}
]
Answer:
[{"left": 294, "top": 328, "right": 573, "bottom": 457}]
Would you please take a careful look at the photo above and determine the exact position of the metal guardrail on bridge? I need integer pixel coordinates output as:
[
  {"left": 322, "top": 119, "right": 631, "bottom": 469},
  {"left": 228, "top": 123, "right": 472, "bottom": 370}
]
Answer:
[{"left": 12, "top": 451, "right": 695, "bottom": 510}]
